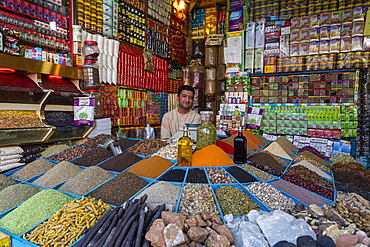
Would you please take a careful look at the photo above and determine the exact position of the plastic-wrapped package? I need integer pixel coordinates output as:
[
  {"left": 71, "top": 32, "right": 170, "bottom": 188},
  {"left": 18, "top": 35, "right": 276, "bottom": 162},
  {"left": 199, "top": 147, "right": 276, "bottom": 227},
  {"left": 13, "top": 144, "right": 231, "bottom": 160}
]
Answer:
[
  {"left": 206, "top": 68, "right": 217, "bottom": 81},
  {"left": 190, "top": 66, "right": 205, "bottom": 89},
  {"left": 205, "top": 47, "right": 218, "bottom": 67}
]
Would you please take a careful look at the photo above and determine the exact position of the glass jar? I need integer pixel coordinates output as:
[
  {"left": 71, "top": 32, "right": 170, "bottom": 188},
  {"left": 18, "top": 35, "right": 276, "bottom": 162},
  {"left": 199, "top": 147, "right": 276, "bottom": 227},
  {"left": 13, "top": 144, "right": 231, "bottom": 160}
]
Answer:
[
  {"left": 82, "top": 40, "right": 100, "bottom": 60},
  {"left": 196, "top": 111, "right": 216, "bottom": 150},
  {"left": 82, "top": 59, "right": 100, "bottom": 91}
]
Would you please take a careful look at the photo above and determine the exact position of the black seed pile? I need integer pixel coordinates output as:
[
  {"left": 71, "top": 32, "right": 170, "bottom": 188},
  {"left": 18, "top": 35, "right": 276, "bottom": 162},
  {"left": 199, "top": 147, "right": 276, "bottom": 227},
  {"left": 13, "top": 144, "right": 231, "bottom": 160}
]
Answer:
[
  {"left": 160, "top": 169, "right": 186, "bottom": 182},
  {"left": 73, "top": 148, "right": 113, "bottom": 167},
  {"left": 186, "top": 168, "right": 208, "bottom": 183},
  {"left": 226, "top": 166, "right": 258, "bottom": 183}
]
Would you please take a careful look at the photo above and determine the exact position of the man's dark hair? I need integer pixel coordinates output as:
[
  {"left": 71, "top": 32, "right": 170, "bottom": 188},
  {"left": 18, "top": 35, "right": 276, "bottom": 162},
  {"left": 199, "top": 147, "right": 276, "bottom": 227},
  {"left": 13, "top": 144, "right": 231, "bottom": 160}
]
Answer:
[{"left": 178, "top": 85, "right": 195, "bottom": 96}]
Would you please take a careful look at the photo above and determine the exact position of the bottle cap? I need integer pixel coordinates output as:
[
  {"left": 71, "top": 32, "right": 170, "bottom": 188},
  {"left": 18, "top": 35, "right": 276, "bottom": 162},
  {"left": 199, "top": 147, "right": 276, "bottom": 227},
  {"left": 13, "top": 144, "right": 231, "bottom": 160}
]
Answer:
[{"left": 84, "top": 40, "right": 98, "bottom": 45}]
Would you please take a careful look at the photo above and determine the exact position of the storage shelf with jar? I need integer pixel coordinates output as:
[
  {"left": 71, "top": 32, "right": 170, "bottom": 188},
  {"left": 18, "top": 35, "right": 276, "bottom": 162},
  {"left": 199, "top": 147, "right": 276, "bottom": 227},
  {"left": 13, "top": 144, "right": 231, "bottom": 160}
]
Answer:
[{"left": 0, "top": 53, "right": 95, "bottom": 146}]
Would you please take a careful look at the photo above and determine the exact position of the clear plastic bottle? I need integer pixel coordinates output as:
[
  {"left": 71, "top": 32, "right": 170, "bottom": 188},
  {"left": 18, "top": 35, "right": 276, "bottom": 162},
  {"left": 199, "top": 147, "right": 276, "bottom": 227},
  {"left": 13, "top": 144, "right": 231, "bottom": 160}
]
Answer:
[
  {"left": 178, "top": 127, "right": 193, "bottom": 167},
  {"left": 196, "top": 111, "right": 216, "bottom": 150},
  {"left": 82, "top": 59, "right": 100, "bottom": 91},
  {"left": 82, "top": 40, "right": 100, "bottom": 61}
]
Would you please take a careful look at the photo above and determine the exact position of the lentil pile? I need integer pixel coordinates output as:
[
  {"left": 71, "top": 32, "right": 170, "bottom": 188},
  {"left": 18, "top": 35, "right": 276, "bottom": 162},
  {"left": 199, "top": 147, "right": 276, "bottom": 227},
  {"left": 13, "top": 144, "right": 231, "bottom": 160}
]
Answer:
[
  {"left": 215, "top": 185, "right": 260, "bottom": 216},
  {"left": 98, "top": 152, "right": 142, "bottom": 172},
  {"left": 40, "top": 144, "right": 70, "bottom": 158},
  {"left": 10, "top": 159, "right": 54, "bottom": 181},
  {"left": 23, "top": 197, "right": 111, "bottom": 246},
  {"left": 92, "top": 172, "right": 148, "bottom": 206},
  {"left": 0, "top": 184, "right": 42, "bottom": 214},
  {"left": 0, "top": 189, "right": 73, "bottom": 235},
  {"left": 134, "top": 181, "right": 181, "bottom": 208},
  {"left": 0, "top": 174, "right": 17, "bottom": 191},
  {"left": 0, "top": 110, "right": 45, "bottom": 128},
  {"left": 186, "top": 168, "right": 208, "bottom": 183},
  {"left": 179, "top": 183, "right": 219, "bottom": 216},
  {"left": 127, "top": 139, "right": 167, "bottom": 156},
  {"left": 82, "top": 134, "right": 117, "bottom": 148},
  {"left": 48, "top": 146, "right": 88, "bottom": 162},
  {"left": 246, "top": 182, "right": 296, "bottom": 212},
  {"left": 73, "top": 148, "right": 112, "bottom": 167},
  {"left": 116, "top": 138, "right": 139, "bottom": 151},
  {"left": 59, "top": 166, "right": 114, "bottom": 196},
  {"left": 207, "top": 168, "right": 236, "bottom": 184},
  {"left": 159, "top": 169, "right": 186, "bottom": 182},
  {"left": 270, "top": 180, "right": 330, "bottom": 206},
  {"left": 240, "top": 164, "right": 274, "bottom": 181},
  {"left": 286, "top": 165, "right": 334, "bottom": 189},
  {"left": 127, "top": 155, "right": 174, "bottom": 179},
  {"left": 33, "top": 161, "right": 83, "bottom": 188},
  {"left": 226, "top": 166, "right": 258, "bottom": 183},
  {"left": 248, "top": 152, "right": 285, "bottom": 172}
]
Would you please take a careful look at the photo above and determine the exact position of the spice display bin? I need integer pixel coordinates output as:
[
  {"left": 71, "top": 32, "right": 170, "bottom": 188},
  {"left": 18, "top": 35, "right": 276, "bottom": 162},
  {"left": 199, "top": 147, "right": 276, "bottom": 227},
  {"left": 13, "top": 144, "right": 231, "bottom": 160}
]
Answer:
[
  {"left": 211, "top": 184, "right": 270, "bottom": 219},
  {"left": 267, "top": 178, "right": 334, "bottom": 207},
  {"left": 0, "top": 127, "right": 54, "bottom": 146},
  {"left": 157, "top": 167, "right": 189, "bottom": 183},
  {"left": 46, "top": 125, "right": 93, "bottom": 142}
]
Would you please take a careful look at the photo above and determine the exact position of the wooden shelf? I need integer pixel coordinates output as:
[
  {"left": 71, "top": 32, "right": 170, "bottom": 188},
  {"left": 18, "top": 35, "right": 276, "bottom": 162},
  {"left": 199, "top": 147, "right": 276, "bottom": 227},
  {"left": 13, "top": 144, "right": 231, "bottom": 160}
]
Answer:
[{"left": 0, "top": 53, "right": 82, "bottom": 79}]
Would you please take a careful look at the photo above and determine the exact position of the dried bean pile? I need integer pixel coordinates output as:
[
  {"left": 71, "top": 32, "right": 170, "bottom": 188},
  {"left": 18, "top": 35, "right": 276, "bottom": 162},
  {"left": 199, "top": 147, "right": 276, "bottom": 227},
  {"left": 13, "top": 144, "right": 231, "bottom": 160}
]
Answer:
[
  {"left": 49, "top": 146, "right": 88, "bottom": 162},
  {"left": 240, "top": 164, "right": 274, "bottom": 181},
  {"left": 73, "top": 148, "right": 112, "bottom": 167},
  {"left": 134, "top": 181, "right": 181, "bottom": 207},
  {"left": 286, "top": 165, "right": 333, "bottom": 189},
  {"left": 116, "top": 138, "right": 139, "bottom": 151},
  {"left": 24, "top": 197, "right": 111, "bottom": 246},
  {"left": 280, "top": 174, "right": 334, "bottom": 200},
  {"left": 270, "top": 180, "right": 330, "bottom": 206},
  {"left": 215, "top": 185, "right": 260, "bottom": 216},
  {"left": 127, "top": 139, "right": 167, "bottom": 156},
  {"left": 246, "top": 182, "right": 296, "bottom": 212},
  {"left": 92, "top": 172, "right": 148, "bottom": 206},
  {"left": 33, "top": 161, "right": 83, "bottom": 188},
  {"left": 10, "top": 159, "right": 54, "bottom": 181},
  {"left": 159, "top": 169, "right": 185, "bottom": 182},
  {"left": 0, "top": 174, "right": 17, "bottom": 191},
  {"left": 0, "top": 189, "right": 73, "bottom": 235},
  {"left": 82, "top": 134, "right": 117, "bottom": 148},
  {"left": 0, "top": 184, "right": 41, "bottom": 214},
  {"left": 0, "top": 91, "right": 33, "bottom": 103},
  {"left": 59, "top": 166, "right": 114, "bottom": 196},
  {"left": 179, "top": 183, "right": 219, "bottom": 216},
  {"left": 98, "top": 152, "right": 142, "bottom": 172},
  {"left": 41, "top": 144, "right": 70, "bottom": 158},
  {"left": 248, "top": 152, "right": 285, "bottom": 172},
  {"left": 45, "top": 111, "right": 74, "bottom": 126},
  {"left": 226, "top": 166, "right": 258, "bottom": 183},
  {"left": 186, "top": 168, "right": 208, "bottom": 183},
  {"left": 0, "top": 110, "right": 45, "bottom": 128},
  {"left": 207, "top": 168, "right": 236, "bottom": 184}
]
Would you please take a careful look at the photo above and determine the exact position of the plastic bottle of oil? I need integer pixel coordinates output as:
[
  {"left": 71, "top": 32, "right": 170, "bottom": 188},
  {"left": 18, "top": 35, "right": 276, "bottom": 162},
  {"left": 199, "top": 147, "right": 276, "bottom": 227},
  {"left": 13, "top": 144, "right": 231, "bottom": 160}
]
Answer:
[{"left": 178, "top": 127, "right": 193, "bottom": 167}]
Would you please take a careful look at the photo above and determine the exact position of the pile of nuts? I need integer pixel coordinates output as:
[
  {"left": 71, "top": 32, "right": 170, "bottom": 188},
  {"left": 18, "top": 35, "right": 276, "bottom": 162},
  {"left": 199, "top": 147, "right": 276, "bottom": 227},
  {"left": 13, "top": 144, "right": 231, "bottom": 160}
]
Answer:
[{"left": 207, "top": 168, "right": 236, "bottom": 184}]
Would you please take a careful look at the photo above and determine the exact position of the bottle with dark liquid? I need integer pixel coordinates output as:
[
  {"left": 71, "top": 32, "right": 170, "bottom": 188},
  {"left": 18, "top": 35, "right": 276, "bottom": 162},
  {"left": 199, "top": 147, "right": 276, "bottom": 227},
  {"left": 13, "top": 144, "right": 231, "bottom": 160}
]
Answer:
[{"left": 233, "top": 127, "right": 247, "bottom": 164}]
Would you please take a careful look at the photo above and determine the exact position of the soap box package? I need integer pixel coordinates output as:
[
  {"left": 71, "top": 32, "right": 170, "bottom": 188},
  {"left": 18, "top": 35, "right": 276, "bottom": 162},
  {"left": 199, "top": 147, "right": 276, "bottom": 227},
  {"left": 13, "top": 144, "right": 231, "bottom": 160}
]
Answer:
[{"left": 228, "top": 8, "right": 244, "bottom": 32}]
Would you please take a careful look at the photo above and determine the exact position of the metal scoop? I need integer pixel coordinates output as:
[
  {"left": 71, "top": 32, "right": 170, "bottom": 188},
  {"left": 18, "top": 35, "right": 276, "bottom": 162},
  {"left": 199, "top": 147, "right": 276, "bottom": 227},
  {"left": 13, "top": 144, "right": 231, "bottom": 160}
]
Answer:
[{"left": 97, "top": 138, "right": 122, "bottom": 156}]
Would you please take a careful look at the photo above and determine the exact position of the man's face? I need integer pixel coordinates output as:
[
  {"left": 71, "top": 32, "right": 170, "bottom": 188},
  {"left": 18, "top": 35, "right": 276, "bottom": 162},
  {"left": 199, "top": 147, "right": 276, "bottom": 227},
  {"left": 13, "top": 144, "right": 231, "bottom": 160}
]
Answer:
[{"left": 178, "top": 90, "right": 194, "bottom": 110}]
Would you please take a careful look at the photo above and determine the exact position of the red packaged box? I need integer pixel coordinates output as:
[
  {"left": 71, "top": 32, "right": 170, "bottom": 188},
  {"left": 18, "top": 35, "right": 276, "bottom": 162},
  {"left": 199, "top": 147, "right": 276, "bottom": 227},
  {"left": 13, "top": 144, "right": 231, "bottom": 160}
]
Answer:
[
  {"left": 36, "top": 5, "right": 43, "bottom": 20},
  {"left": 15, "top": 0, "right": 22, "bottom": 13}
]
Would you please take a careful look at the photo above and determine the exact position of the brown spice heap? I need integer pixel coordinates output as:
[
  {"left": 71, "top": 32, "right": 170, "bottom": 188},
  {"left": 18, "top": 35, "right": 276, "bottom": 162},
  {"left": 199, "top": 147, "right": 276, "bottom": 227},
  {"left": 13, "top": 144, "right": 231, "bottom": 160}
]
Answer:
[
  {"left": 286, "top": 165, "right": 333, "bottom": 189},
  {"left": 248, "top": 151, "right": 285, "bottom": 172},
  {"left": 332, "top": 160, "right": 366, "bottom": 174},
  {"left": 334, "top": 170, "right": 370, "bottom": 192},
  {"left": 48, "top": 146, "right": 88, "bottom": 162},
  {"left": 275, "top": 136, "right": 297, "bottom": 153},
  {"left": 295, "top": 155, "right": 331, "bottom": 172},
  {"left": 127, "top": 139, "right": 167, "bottom": 156},
  {"left": 258, "top": 150, "right": 289, "bottom": 165}
]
